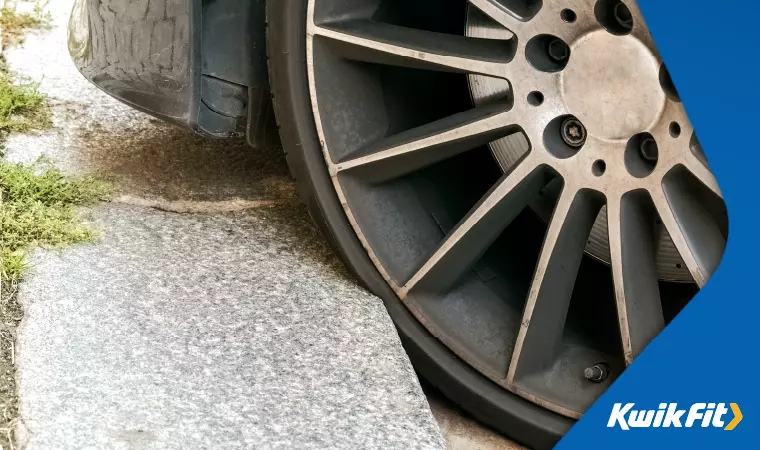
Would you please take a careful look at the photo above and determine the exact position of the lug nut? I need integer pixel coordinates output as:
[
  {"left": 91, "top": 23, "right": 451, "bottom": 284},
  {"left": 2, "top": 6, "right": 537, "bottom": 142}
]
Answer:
[
  {"left": 561, "top": 117, "right": 586, "bottom": 148},
  {"left": 584, "top": 362, "right": 610, "bottom": 383},
  {"left": 547, "top": 39, "right": 569, "bottom": 62},
  {"left": 640, "top": 137, "right": 659, "bottom": 161}
]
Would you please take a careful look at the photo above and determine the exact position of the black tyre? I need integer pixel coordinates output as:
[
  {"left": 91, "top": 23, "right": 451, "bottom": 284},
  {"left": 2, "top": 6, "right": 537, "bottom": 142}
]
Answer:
[{"left": 266, "top": 0, "right": 726, "bottom": 447}]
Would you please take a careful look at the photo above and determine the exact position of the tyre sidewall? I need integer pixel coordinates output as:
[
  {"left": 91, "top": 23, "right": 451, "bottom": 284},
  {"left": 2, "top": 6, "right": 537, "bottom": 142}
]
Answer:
[{"left": 265, "top": 1, "right": 574, "bottom": 447}]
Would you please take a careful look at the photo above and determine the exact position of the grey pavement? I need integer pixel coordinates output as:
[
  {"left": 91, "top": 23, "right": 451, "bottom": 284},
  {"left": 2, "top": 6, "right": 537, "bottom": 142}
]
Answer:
[
  {"left": 4, "top": 1, "right": 519, "bottom": 449},
  {"left": 17, "top": 203, "right": 443, "bottom": 449}
]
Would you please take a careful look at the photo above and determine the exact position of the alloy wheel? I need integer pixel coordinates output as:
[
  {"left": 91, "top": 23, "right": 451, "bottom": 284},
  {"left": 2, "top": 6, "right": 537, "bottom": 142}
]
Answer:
[{"left": 304, "top": 0, "right": 727, "bottom": 418}]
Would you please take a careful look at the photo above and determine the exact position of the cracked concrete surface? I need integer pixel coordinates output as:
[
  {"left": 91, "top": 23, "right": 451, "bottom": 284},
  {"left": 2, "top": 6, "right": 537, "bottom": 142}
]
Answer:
[{"left": 3, "top": 0, "right": 521, "bottom": 449}]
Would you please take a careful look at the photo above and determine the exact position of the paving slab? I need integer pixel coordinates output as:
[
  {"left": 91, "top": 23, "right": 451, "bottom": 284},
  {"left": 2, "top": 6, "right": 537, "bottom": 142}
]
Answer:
[{"left": 16, "top": 203, "right": 444, "bottom": 449}]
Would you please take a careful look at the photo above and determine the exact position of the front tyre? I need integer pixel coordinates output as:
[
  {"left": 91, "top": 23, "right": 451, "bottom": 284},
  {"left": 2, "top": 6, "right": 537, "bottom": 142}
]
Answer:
[{"left": 266, "top": 0, "right": 726, "bottom": 447}]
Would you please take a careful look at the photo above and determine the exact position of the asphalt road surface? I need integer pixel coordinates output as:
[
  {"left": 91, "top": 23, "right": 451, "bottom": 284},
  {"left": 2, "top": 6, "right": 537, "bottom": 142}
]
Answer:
[{"left": 4, "top": 1, "right": 521, "bottom": 449}]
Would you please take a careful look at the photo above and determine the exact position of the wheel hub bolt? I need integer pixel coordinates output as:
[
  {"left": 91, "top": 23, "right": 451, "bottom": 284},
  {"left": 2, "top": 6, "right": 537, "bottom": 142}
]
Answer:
[
  {"left": 584, "top": 362, "right": 610, "bottom": 383},
  {"left": 547, "top": 39, "right": 569, "bottom": 62},
  {"left": 561, "top": 117, "right": 587, "bottom": 148},
  {"left": 640, "top": 137, "right": 659, "bottom": 161}
]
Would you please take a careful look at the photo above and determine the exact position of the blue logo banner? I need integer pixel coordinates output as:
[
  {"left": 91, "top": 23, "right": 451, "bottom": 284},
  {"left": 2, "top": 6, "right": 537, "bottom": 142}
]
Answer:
[{"left": 558, "top": 0, "right": 759, "bottom": 448}]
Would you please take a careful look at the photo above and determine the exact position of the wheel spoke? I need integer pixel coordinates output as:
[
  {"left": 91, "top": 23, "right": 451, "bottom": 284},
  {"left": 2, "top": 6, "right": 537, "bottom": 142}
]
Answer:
[
  {"left": 508, "top": 186, "right": 603, "bottom": 384},
  {"left": 651, "top": 176, "right": 726, "bottom": 287},
  {"left": 681, "top": 156, "right": 723, "bottom": 199},
  {"left": 652, "top": 102, "right": 721, "bottom": 199},
  {"left": 302, "top": 0, "right": 732, "bottom": 422},
  {"left": 468, "top": 0, "right": 529, "bottom": 37},
  {"left": 334, "top": 103, "right": 518, "bottom": 183},
  {"left": 608, "top": 192, "right": 664, "bottom": 364},
  {"left": 401, "top": 154, "right": 549, "bottom": 297},
  {"left": 312, "top": 19, "right": 513, "bottom": 78}
]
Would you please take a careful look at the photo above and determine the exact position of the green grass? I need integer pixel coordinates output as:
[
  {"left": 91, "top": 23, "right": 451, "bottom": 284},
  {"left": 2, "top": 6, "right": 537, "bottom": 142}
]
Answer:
[
  {"left": 0, "top": 1, "right": 52, "bottom": 47},
  {"left": 0, "top": 3, "right": 100, "bottom": 448},
  {"left": 0, "top": 3, "right": 52, "bottom": 137},
  {"left": 0, "top": 4, "right": 61, "bottom": 284},
  {"left": 1, "top": 161, "right": 112, "bottom": 282},
  {"left": 0, "top": 67, "right": 50, "bottom": 136}
]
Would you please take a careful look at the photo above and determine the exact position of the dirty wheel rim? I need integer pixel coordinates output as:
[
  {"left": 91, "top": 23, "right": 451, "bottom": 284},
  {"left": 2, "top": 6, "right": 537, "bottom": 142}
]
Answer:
[{"left": 305, "top": 0, "right": 727, "bottom": 417}]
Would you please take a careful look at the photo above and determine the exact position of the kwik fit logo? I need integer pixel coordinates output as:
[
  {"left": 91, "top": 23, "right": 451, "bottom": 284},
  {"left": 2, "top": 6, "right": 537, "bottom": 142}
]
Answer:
[{"left": 608, "top": 403, "right": 743, "bottom": 430}]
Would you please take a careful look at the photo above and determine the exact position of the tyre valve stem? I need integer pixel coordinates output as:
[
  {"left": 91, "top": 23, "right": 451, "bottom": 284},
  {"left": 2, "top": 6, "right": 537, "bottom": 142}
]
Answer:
[{"left": 584, "top": 362, "right": 610, "bottom": 383}]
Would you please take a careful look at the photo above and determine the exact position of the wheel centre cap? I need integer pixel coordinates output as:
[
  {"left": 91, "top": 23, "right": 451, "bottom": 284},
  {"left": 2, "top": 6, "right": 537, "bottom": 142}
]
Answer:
[{"left": 561, "top": 31, "right": 665, "bottom": 141}]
